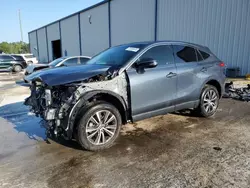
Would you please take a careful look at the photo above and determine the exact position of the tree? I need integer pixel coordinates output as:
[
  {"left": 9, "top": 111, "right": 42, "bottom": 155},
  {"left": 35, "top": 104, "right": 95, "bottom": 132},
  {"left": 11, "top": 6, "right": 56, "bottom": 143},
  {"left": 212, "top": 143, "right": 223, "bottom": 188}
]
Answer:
[{"left": 0, "top": 41, "right": 30, "bottom": 54}]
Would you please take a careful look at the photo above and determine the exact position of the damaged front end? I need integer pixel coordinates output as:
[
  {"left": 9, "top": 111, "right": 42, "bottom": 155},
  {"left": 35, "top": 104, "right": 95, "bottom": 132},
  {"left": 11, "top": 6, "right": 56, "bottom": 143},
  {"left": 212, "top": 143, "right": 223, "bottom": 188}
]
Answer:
[
  {"left": 24, "top": 80, "right": 79, "bottom": 137},
  {"left": 24, "top": 68, "right": 128, "bottom": 140}
]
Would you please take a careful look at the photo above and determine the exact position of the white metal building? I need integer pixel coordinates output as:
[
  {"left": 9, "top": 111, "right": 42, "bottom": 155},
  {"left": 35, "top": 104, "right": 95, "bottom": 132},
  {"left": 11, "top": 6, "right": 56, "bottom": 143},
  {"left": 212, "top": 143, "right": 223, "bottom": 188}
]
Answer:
[{"left": 29, "top": 0, "right": 250, "bottom": 75}]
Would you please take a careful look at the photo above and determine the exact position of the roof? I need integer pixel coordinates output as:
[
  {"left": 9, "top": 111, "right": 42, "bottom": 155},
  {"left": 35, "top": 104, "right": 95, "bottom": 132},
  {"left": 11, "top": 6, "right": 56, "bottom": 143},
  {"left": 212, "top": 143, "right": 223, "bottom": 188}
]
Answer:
[
  {"left": 115, "top": 40, "right": 209, "bottom": 51},
  {"left": 29, "top": 0, "right": 109, "bottom": 33}
]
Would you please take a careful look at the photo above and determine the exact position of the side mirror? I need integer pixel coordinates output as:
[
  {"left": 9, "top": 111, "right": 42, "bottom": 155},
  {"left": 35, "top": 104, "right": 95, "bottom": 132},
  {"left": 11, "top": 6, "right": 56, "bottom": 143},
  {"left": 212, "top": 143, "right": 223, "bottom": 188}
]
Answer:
[{"left": 135, "top": 58, "right": 158, "bottom": 69}]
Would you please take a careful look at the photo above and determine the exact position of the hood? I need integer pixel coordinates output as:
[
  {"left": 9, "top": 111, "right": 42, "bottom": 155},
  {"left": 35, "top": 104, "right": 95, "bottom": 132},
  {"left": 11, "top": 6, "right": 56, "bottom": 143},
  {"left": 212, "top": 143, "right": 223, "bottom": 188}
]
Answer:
[
  {"left": 25, "top": 64, "right": 111, "bottom": 86},
  {"left": 26, "top": 63, "right": 49, "bottom": 73}
]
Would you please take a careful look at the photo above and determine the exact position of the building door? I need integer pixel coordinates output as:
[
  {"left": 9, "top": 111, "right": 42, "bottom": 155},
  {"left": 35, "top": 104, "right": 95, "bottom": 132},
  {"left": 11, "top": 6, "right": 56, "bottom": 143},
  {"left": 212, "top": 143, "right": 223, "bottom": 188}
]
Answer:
[{"left": 52, "top": 40, "right": 62, "bottom": 60}]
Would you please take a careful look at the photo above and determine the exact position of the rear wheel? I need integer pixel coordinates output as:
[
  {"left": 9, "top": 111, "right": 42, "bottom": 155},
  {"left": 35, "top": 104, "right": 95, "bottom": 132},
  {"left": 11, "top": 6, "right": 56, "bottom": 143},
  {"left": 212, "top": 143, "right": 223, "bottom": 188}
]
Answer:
[
  {"left": 76, "top": 101, "right": 122, "bottom": 151},
  {"left": 13, "top": 65, "right": 22, "bottom": 72},
  {"left": 196, "top": 85, "right": 219, "bottom": 117}
]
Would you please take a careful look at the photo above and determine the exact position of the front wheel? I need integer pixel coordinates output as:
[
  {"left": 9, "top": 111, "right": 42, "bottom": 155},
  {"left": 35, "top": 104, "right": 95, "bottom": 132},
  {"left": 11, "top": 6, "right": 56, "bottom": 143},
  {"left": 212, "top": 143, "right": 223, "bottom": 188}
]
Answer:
[
  {"left": 13, "top": 65, "right": 22, "bottom": 72},
  {"left": 196, "top": 85, "right": 220, "bottom": 117},
  {"left": 76, "top": 102, "right": 122, "bottom": 151}
]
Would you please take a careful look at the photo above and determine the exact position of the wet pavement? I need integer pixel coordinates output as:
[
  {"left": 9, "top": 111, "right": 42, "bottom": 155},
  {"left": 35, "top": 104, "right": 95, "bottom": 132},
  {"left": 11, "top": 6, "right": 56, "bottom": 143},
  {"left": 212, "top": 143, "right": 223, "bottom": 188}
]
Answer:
[{"left": 1, "top": 73, "right": 250, "bottom": 188}]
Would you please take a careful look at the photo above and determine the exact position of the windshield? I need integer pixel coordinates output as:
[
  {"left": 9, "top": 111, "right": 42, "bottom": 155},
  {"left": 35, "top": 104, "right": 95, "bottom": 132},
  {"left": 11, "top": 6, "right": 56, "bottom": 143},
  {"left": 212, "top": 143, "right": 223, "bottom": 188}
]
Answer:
[
  {"left": 49, "top": 57, "right": 66, "bottom": 67},
  {"left": 86, "top": 44, "right": 147, "bottom": 67}
]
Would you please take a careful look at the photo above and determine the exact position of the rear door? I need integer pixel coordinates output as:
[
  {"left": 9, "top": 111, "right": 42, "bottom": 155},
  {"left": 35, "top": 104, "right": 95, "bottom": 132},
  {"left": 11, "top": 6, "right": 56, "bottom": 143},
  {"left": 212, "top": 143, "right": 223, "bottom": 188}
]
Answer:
[
  {"left": 173, "top": 45, "right": 201, "bottom": 107},
  {"left": 127, "top": 45, "right": 177, "bottom": 120},
  {"left": 0, "top": 55, "right": 14, "bottom": 70}
]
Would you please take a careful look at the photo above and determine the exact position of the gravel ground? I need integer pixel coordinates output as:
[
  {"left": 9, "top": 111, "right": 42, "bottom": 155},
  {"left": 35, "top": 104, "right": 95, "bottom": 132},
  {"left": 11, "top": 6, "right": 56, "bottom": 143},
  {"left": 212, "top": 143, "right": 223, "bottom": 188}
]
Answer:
[{"left": 0, "top": 73, "right": 250, "bottom": 188}]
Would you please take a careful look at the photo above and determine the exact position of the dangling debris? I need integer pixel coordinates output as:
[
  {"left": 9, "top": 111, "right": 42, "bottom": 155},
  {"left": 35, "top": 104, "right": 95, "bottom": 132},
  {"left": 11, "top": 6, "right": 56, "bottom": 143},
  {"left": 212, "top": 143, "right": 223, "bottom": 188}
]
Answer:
[{"left": 223, "top": 81, "right": 250, "bottom": 102}]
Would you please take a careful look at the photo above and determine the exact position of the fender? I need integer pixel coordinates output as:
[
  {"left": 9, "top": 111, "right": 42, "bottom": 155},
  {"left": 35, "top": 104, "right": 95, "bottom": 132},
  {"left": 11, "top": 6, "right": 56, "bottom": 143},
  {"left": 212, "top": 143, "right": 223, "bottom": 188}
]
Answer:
[{"left": 66, "top": 90, "right": 128, "bottom": 139}]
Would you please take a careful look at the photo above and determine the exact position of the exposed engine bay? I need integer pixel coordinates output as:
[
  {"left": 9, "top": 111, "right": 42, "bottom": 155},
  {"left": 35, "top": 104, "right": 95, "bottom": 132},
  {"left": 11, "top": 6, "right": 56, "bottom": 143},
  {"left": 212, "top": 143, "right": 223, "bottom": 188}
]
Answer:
[{"left": 24, "top": 69, "right": 128, "bottom": 140}]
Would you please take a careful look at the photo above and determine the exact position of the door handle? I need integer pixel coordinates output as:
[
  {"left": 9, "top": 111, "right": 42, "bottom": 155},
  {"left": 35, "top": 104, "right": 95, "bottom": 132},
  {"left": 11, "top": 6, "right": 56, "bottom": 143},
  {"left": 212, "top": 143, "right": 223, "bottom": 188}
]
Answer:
[
  {"left": 201, "top": 67, "right": 207, "bottom": 72},
  {"left": 166, "top": 72, "right": 177, "bottom": 78}
]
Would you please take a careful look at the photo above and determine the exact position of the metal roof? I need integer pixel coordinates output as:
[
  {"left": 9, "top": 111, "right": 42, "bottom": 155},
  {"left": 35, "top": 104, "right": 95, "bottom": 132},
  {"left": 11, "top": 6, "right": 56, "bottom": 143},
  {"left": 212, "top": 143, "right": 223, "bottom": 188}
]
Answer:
[{"left": 28, "top": 0, "right": 110, "bottom": 34}]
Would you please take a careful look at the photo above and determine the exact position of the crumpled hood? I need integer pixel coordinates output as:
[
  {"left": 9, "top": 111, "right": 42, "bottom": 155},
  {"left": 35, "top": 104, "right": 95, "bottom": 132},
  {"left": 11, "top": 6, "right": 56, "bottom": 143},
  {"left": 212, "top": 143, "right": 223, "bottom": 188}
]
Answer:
[
  {"left": 26, "top": 63, "right": 50, "bottom": 74},
  {"left": 25, "top": 64, "right": 111, "bottom": 86}
]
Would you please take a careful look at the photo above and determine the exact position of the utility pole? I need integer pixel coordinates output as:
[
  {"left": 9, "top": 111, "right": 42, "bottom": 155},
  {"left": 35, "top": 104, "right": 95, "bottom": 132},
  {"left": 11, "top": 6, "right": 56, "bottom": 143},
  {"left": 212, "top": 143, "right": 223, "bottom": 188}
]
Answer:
[{"left": 18, "top": 9, "right": 23, "bottom": 43}]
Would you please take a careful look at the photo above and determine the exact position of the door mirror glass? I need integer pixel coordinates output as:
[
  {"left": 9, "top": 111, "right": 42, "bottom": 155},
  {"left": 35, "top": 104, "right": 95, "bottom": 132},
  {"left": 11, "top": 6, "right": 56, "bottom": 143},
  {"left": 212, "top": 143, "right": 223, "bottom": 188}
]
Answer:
[{"left": 136, "top": 58, "right": 158, "bottom": 69}]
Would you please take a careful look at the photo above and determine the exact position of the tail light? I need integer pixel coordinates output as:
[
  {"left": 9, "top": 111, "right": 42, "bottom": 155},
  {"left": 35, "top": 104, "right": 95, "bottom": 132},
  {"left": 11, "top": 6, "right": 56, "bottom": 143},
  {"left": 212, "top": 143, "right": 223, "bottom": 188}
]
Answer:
[{"left": 219, "top": 62, "right": 225, "bottom": 67}]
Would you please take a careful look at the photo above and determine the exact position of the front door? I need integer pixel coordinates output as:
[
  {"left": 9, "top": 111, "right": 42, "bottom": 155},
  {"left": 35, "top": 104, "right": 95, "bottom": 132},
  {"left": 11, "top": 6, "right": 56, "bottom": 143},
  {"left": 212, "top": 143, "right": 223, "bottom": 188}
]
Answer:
[{"left": 126, "top": 45, "right": 177, "bottom": 121}]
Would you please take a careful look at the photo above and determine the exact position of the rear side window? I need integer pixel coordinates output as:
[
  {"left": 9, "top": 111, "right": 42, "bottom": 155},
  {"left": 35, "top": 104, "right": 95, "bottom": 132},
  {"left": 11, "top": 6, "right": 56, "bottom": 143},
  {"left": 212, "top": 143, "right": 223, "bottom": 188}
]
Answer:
[
  {"left": 139, "top": 45, "right": 174, "bottom": 66},
  {"left": 25, "top": 55, "right": 35, "bottom": 58},
  {"left": 196, "top": 50, "right": 203, "bottom": 61},
  {"left": 173, "top": 45, "right": 197, "bottom": 63},
  {"left": 12, "top": 55, "right": 24, "bottom": 61},
  {"left": 63, "top": 58, "right": 78, "bottom": 66},
  {"left": 199, "top": 50, "right": 210, "bottom": 60},
  {"left": 80, "top": 57, "right": 90, "bottom": 64}
]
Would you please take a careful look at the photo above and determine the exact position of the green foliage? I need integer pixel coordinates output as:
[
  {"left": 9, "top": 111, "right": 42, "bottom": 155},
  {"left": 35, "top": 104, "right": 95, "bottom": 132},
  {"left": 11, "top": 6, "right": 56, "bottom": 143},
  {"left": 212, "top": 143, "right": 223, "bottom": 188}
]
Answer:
[{"left": 0, "top": 42, "right": 29, "bottom": 54}]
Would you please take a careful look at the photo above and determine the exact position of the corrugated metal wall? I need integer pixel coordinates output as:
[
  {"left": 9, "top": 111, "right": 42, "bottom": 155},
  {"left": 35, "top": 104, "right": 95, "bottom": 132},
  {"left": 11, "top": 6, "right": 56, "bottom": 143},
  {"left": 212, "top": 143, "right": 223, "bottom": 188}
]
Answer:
[
  {"left": 47, "top": 22, "right": 60, "bottom": 61},
  {"left": 157, "top": 0, "right": 250, "bottom": 75},
  {"left": 80, "top": 3, "right": 109, "bottom": 56},
  {"left": 29, "top": 31, "right": 38, "bottom": 58},
  {"left": 110, "top": 0, "right": 155, "bottom": 46},
  {"left": 29, "top": 0, "right": 250, "bottom": 75},
  {"left": 61, "top": 15, "right": 81, "bottom": 56},
  {"left": 37, "top": 28, "right": 48, "bottom": 63}
]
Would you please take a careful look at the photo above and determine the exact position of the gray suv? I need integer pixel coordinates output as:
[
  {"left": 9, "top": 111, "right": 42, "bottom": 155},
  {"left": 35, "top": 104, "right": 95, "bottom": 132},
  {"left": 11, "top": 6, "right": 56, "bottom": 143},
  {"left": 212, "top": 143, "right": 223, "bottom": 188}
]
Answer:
[{"left": 24, "top": 41, "right": 225, "bottom": 151}]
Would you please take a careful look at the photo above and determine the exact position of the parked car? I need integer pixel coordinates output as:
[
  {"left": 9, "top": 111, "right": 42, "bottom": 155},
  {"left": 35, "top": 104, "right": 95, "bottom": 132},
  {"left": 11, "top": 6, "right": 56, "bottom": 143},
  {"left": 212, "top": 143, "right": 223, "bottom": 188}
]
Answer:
[
  {"left": 24, "top": 41, "right": 225, "bottom": 151},
  {"left": 16, "top": 54, "right": 38, "bottom": 64},
  {"left": 0, "top": 54, "right": 27, "bottom": 72},
  {"left": 25, "top": 56, "right": 91, "bottom": 76}
]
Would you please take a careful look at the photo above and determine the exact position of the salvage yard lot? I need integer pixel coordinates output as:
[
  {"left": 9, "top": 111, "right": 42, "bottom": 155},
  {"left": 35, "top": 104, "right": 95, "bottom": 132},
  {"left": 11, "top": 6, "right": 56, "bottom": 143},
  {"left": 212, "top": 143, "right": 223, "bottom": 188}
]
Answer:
[{"left": 0, "top": 73, "right": 250, "bottom": 188}]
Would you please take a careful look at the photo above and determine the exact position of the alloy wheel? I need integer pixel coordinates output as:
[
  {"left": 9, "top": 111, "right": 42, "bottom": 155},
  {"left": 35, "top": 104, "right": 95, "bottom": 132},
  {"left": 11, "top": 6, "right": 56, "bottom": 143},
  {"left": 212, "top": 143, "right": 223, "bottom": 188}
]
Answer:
[
  {"left": 203, "top": 89, "right": 218, "bottom": 113},
  {"left": 85, "top": 110, "right": 118, "bottom": 145}
]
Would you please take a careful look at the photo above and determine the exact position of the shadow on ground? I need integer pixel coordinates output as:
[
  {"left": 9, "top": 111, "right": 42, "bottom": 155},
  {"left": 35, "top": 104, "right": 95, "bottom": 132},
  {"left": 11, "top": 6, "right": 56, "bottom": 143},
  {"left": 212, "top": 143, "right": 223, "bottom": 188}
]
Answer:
[
  {"left": 0, "top": 101, "right": 45, "bottom": 140},
  {"left": 15, "top": 80, "right": 30, "bottom": 87},
  {"left": 0, "top": 101, "right": 84, "bottom": 150}
]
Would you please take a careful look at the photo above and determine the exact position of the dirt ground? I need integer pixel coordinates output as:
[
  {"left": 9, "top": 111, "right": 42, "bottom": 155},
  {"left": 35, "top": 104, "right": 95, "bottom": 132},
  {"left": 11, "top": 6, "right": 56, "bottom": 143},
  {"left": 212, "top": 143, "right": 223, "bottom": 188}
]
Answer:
[{"left": 1, "top": 73, "right": 250, "bottom": 188}]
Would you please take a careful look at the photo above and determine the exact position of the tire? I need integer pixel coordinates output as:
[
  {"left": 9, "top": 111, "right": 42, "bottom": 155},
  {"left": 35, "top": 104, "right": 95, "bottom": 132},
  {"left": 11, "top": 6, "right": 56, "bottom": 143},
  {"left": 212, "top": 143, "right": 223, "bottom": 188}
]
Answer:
[
  {"left": 195, "top": 85, "right": 220, "bottom": 117},
  {"left": 76, "top": 101, "right": 122, "bottom": 151},
  {"left": 13, "top": 65, "right": 22, "bottom": 72}
]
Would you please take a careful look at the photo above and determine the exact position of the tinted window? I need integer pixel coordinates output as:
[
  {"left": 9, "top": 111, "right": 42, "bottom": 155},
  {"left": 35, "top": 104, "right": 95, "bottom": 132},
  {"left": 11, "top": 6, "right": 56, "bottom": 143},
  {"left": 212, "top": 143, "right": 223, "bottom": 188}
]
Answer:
[
  {"left": 173, "top": 45, "right": 197, "bottom": 63},
  {"left": 0, "top": 55, "right": 14, "bottom": 61},
  {"left": 199, "top": 50, "right": 210, "bottom": 60},
  {"left": 63, "top": 58, "right": 78, "bottom": 66},
  {"left": 80, "top": 57, "right": 90, "bottom": 64},
  {"left": 24, "top": 55, "right": 35, "bottom": 58},
  {"left": 49, "top": 57, "right": 66, "bottom": 67},
  {"left": 12, "top": 55, "right": 24, "bottom": 61},
  {"left": 139, "top": 45, "right": 174, "bottom": 66},
  {"left": 86, "top": 44, "right": 147, "bottom": 67},
  {"left": 196, "top": 50, "right": 203, "bottom": 61}
]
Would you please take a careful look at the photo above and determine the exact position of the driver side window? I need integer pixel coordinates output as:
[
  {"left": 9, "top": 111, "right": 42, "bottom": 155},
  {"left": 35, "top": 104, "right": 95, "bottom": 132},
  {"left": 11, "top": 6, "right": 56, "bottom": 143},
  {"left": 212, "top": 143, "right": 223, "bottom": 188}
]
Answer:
[{"left": 138, "top": 45, "right": 174, "bottom": 67}]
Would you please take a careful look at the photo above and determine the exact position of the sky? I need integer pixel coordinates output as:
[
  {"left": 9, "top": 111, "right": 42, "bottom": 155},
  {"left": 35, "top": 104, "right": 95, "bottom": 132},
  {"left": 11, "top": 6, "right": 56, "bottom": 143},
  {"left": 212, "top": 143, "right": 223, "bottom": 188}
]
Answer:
[{"left": 0, "top": 0, "right": 102, "bottom": 43}]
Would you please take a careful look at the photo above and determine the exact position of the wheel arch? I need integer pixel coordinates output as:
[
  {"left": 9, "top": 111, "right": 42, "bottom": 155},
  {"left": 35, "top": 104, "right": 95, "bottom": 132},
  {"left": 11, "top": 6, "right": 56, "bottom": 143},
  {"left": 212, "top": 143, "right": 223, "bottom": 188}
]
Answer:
[
  {"left": 201, "top": 78, "right": 222, "bottom": 98},
  {"left": 67, "top": 90, "right": 128, "bottom": 139}
]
